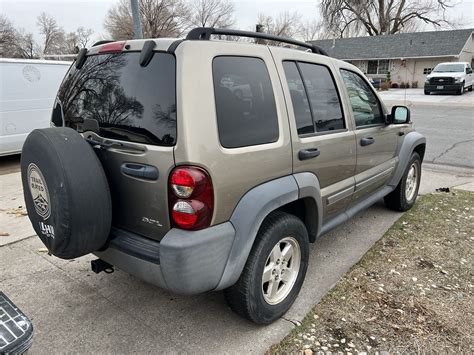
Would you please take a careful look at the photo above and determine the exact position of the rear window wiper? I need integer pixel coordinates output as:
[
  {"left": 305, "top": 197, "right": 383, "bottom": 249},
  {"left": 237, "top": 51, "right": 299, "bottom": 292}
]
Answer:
[{"left": 84, "top": 137, "right": 145, "bottom": 153}]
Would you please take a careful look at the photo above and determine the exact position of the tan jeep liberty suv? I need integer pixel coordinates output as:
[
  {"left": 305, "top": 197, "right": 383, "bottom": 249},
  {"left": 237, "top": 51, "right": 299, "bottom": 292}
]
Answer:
[{"left": 21, "top": 27, "right": 426, "bottom": 324}]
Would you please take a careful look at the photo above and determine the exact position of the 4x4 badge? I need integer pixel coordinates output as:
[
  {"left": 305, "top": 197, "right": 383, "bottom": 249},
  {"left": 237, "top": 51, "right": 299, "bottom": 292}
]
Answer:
[{"left": 27, "top": 163, "right": 51, "bottom": 220}]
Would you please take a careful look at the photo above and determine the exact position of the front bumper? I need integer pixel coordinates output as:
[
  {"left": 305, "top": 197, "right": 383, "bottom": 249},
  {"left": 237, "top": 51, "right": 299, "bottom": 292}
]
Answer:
[
  {"left": 424, "top": 83, "right": 462, "bottom": 92},
  {"left": 94, "top": 223, "right": 236, "bottom": 295}
]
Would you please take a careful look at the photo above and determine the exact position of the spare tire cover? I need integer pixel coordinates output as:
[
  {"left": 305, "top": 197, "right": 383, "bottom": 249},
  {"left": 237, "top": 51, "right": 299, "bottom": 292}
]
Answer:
[{"left": 21, "top": 127, "right": 112, "bottom": 259}]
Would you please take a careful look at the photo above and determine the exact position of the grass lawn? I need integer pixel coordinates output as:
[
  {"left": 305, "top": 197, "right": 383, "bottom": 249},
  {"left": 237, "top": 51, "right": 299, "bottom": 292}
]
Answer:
[{"left": 269, "top": 191, "right": 473, "bottom": 354}]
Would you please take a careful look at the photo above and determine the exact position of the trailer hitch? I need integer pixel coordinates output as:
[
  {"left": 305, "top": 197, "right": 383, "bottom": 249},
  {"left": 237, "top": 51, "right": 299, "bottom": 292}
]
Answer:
[{"left": 91, "top": 259, "right": 114, "bottom": 274}]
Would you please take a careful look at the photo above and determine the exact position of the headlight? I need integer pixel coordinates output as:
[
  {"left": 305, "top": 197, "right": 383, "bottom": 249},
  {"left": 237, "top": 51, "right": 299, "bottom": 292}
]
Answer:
[
  {"left": 425, "top": 79, "right": 430, "bottom": 84},
  {"left": 454, "top": 78, "right": 461, "bottom": 83}
]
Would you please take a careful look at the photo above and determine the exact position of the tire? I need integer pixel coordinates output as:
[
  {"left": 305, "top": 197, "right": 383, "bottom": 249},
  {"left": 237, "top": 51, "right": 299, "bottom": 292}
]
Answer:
[
  {"left": 384, "top": 152, "right": 421, "bottom": 212},
  {"left": 424, "top": 90, "right": 430, "bottom": 95},
  {"left": 224, "top": 211, "right": 309, "bottom": 324},
  {"left": 21, "top": 127, "right": 112, "bottom": 259},
  {"left": 457, "top": 83, "right": 464, "bottom": 95},
  {"left": 468, "top": 85, "right": 473, "bottom": 92}
]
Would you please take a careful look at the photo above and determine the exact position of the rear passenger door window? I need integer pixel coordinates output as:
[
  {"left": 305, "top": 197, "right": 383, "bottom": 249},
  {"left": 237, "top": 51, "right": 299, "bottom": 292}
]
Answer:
[
  {"left": 212, "top": 56, "right": 279, "bottom": 148},
  {"left": 283, "top": 61, "right": 345, "bottom": 135},
  {"left": 340, "top": 69, "right": 384, "bottom": 127},
  {"left": 282, "top": 62, "right": 313, "bottom": 135}
]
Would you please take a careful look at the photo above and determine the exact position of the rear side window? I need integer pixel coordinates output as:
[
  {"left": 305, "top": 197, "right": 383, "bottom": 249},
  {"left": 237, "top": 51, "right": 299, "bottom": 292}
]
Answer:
[
  {"left": 283, "top": 61, "right": 345, "bottom": 135},
  {"left": 212, "top": 56, "right": 279, "bottom": 148},
  {"left": 298, "top": 62, "right": 345, "bottom": 133},
  {"left": 57, "top": 52, "right": 176, "bottom": 146},
  {"left": 282, "top": 62, "right": 313, "bottom": 135}
]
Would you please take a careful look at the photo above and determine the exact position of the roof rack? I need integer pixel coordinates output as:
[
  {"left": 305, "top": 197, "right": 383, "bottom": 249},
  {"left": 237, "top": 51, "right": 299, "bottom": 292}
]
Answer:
[{"left": 186, "top": 27, "right": 328, "bottom": 56}]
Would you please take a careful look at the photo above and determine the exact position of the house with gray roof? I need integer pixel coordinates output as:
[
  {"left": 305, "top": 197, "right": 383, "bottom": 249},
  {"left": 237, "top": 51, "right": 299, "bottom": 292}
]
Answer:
[{"left": 309, "top": 28, "right": 473, "bottom": 87}]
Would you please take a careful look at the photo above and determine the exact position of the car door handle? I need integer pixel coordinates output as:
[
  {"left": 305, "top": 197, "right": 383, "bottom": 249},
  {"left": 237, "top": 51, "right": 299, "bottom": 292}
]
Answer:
[
  {"left": 360, "top": 137, "right": 375, "bottom": 146},
  {"left": 121, "top": 163, "right": 158, "bottom": 180},
  {"left": 298, "top": 148, "right": 320, "bottom": 161}
]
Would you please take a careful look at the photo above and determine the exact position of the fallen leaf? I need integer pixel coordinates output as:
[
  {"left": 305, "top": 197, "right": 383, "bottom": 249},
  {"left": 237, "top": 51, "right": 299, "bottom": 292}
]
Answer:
[
  {"left": 0, "top": 232, "right": 10, "bottom": 236},
  {"left": 37, "top": 247, "right": 49, "bottom": 253}
]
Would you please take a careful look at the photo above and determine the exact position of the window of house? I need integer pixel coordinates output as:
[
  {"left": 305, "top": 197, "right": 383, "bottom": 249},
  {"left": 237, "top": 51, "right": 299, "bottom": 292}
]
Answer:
[
  {"left": 212, "top": 56, "right": 279, "bottom": 148},
  {"left": 367, "top": 60, "right": 390, "bottom": 75},
  {"left": 283, "top": 61, "right": 345, "bottom": 135},
  {"left": 423, "top": 68, "right": 433, "bottom": 74},
  {"left": 340, "top": 69, "right": 384, "bottom": 127}
]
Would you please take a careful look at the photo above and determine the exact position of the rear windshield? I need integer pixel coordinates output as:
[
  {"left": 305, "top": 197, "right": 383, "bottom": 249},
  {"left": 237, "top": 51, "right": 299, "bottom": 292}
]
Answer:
[
  {"left": 432, "top": 64, "right": 464, "bottom": 73},
  {"left": 55, "top": 52, "right": 176, "bottom": 146}
]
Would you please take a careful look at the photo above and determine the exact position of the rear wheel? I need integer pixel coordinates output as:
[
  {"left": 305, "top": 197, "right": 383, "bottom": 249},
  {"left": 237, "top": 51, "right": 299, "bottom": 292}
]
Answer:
[
  {"left": 224, "top": 211, "right": 309, "bottom": 324},
  {"left": 468, "top": 85, "right": 473, "bottom": 92},
  {"left": 384, "top": 152, "right": 421, "bottom": 212}
]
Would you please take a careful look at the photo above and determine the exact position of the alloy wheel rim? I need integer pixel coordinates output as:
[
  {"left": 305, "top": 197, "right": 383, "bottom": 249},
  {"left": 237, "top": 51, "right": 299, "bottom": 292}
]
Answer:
[
  {"left": 262, "top": 236, "right": 301, "bottom": 305},
  {"left": 405, "top": 163, "right": 418, "bottom": 201}
]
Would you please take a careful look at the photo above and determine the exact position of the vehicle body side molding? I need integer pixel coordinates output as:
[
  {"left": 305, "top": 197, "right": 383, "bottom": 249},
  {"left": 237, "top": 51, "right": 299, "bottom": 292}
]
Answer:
[
  {"left": 388, "top": 131, "right": 426, "bottom": 187},
  {"left": 293, "top": 172, "right": 323, "bottom": 240},
  {"left": 215, "top": 173, "right": 324, "bottom": 290},
  {"left": 215, "top": 175, "right": 299, "bottom": 290}
]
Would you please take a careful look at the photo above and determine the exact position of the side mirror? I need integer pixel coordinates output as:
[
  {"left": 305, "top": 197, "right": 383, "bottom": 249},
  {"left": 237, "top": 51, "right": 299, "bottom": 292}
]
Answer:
[
  {"left": 390, "top": 106, "right": 410, "bottom": 124},
  {"left": 467, "top": 68, "right": 473, "bottom": 74}
]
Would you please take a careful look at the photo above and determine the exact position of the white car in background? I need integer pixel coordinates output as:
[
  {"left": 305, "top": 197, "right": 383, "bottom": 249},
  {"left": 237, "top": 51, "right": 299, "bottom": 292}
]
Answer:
[
  {"left": 0, "top": 59, "right": 70, "bottom": 156},
  {"left": 424, "top": 62, "right": 473, "bottom": 95}
]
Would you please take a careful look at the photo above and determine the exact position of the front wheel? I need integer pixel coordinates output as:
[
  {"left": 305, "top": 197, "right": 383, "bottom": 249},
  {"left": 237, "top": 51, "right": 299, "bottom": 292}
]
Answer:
[
  {"left": 457, "top": 83, "right": 464, "bottom": 95},
  {"left": 224, "top": 211, "right": 309, "bottom": 324},
  {"left": 384, "top": 152, "right": 421, "bottom": 211},
  {"left": 424, "top": 89, "right": 430, "bottom": 95}
]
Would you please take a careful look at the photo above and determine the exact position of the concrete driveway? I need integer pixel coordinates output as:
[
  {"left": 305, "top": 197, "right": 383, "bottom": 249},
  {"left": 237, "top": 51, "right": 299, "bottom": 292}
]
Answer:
[{"left": 1, "top": 164, "right": 473, "bottom": 353}]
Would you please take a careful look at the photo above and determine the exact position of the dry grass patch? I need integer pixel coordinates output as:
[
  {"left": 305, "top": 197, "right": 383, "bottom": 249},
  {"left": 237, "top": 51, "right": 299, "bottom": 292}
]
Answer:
[{"left": 269, "top": 191, "right": 473, "bottom": 354}]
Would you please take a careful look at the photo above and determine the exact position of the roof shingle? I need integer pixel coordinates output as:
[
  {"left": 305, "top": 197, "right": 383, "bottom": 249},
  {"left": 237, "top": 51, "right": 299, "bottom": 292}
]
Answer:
[{"left": 308, "top": 28, "right": 473, "bottom": 60}]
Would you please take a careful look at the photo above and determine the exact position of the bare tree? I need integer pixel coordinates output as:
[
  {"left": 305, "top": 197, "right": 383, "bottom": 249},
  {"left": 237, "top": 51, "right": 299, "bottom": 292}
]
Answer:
[
  {"left": 189, "top": 0, "right": 235, "bottom": 28},
  {"left": 0, "top": 15, "right": 17, "bottom": 57},
  {"left": 77, "top": 27, "right": 94, "bottom": 47},
  {"left": 256, "top": 11, "right": 302, "bottom": 46},
  {"left": 321, "top": 0, "right": 456, "bottom": 37},
  {"left": 37, "top": 12, "right": 66, "bottom": 54},
  {"left": 104, "top": 0, "right": 191, "bottom": 40},
  {"left": 298, "top": 19, "right": 335, "bottom": 41},
  {"left": 65, "top": 32, "right": 80, "bottom": 54},
  {"left": 16, "top": 29, "right": 40, "bottom": 58}
]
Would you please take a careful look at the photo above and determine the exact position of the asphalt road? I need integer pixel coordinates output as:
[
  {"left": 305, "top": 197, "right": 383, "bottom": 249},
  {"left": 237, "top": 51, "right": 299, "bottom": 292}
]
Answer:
[{"left": 407, "top": 105, "right": 473, "bottom": 168}]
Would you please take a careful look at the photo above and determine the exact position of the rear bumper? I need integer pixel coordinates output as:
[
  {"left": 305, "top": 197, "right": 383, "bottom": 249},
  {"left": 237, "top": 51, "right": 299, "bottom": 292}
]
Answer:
[
  {"left": 424, "top": 83, "right": 462, "bottom": 92},
  {"left": 94, "top": 223, "right": 235, "bottom": 295}
]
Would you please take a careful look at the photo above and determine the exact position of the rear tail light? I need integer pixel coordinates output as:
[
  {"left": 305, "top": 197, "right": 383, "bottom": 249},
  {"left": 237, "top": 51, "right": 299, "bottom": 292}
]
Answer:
[
  {"left": 99, "top": 41, "right": 126, "bottom": 53},
  {"left": 168, "top": 166, "right": 214, "bottom": 230}
]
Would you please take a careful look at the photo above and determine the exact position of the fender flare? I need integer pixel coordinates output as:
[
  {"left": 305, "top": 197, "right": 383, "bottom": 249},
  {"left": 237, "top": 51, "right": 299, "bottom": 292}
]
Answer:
[
  {"left": 388, "top": 131, "right": 426, "bottom": 187},
  {"left": 215, "top": 173, "right": 322, "bottom": 290}
]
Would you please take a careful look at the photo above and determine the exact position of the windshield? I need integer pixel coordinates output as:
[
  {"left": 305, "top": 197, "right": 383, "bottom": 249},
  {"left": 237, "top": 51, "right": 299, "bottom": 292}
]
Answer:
[
  {"left": 55, "top": 52, "right": 176, "bottom": 146},
  {"left": 432, "top": 63, "right": 464, "bottom": 73}
]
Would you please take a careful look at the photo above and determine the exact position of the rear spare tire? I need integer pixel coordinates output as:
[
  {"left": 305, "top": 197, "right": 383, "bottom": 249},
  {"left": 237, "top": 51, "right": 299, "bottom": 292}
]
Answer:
[{"left": 21, "top": 128, "right": 112, "bottom": 259}]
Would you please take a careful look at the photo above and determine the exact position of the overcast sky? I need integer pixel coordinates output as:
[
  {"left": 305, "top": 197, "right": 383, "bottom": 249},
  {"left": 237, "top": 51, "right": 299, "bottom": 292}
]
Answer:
[{"left": 2, "top": 0, "right": 474, "bottom": 43}]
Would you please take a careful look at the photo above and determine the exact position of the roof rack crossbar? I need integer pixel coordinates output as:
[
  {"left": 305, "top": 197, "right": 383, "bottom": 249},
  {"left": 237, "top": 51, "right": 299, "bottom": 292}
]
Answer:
[{"left": 186, "top": 27, "right": 328, "bottom": 56}]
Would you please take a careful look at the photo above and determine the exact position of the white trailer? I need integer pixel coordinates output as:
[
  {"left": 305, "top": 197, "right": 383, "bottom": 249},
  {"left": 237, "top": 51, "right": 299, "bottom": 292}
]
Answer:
[{"left": 0, "top": 59, "right": 71, "bottom": 156}]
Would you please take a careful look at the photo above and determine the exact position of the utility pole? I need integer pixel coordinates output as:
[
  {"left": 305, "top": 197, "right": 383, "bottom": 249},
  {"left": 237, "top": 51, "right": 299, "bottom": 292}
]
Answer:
[
  {"left": 130, "top": 0, "right": 143, "bottom": 39},
  {"left": 255, "top": 24, "right": 264, "bottom": 44}
]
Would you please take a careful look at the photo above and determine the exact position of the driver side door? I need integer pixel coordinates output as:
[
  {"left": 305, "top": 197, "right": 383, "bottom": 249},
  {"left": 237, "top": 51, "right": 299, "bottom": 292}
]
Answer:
[{"left": 339, "top": 69, "right": 399, "bottom": 201}]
